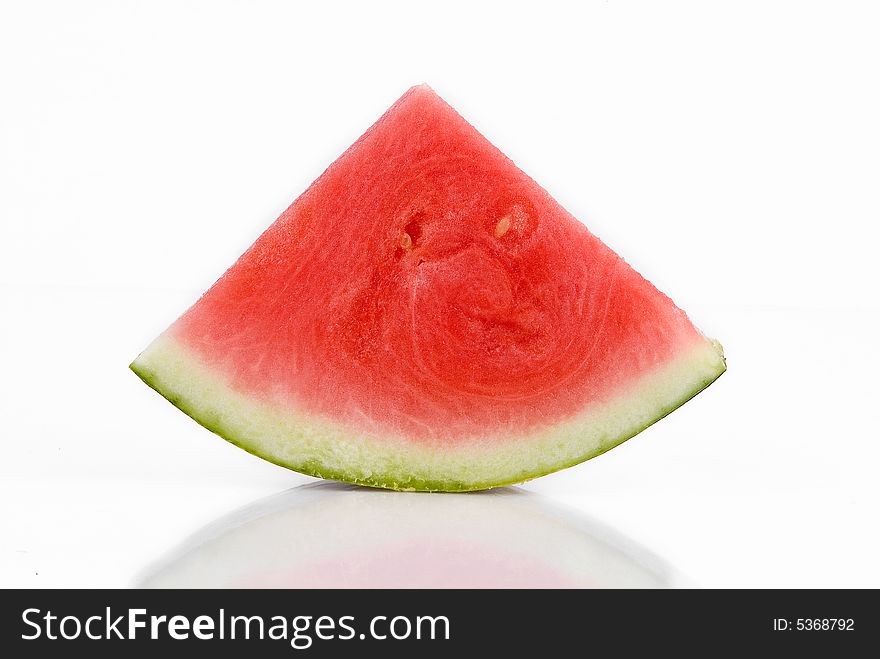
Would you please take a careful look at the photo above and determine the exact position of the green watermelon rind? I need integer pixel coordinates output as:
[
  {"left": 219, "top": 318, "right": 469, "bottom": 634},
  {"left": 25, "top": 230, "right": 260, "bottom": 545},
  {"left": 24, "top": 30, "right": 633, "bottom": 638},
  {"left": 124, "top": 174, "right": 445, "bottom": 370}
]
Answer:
[{"left": 130, "top": 335, "right": 725, "bottom": 492}]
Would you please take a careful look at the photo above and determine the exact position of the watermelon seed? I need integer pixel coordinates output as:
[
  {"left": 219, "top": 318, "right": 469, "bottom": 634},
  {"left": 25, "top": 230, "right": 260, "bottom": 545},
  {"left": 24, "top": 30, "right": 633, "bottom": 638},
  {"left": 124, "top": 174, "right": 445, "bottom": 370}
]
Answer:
[
  {"left": 399, "top": 231, "right": 413, "bottom": 251},
  {"left": 494, "top": 215, "right": 511, "bottom": 238}
]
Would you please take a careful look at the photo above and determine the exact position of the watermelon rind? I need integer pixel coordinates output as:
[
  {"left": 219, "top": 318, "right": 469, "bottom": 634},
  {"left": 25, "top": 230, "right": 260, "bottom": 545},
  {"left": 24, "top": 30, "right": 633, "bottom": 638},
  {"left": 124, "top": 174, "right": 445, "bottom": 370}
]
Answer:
[{"left": 130, "top": 335, "right": 725, "bottom": 492}]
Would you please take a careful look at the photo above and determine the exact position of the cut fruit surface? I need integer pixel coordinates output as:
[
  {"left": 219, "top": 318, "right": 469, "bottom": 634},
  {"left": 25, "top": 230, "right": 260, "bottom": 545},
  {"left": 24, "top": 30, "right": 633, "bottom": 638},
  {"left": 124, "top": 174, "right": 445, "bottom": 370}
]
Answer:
[{"left": 131, "top": 84, "right": 725, "bottom": 492}]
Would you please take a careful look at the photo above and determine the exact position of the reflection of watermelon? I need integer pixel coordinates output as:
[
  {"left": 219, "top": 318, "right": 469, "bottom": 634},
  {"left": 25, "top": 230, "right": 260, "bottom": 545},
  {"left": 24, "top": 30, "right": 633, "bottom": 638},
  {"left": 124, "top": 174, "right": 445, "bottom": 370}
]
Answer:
[
  {"left": 139, "top": 484, "right": 675, "bottom": 588},
  {"left": 131, "top": 85, "right": 725, "bottom": 491}
]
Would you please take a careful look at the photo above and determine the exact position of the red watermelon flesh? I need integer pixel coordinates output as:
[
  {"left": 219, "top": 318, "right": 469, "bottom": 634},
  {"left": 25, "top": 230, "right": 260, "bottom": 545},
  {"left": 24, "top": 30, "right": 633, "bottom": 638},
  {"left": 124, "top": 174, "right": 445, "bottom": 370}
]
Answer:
[{"left": 131, "top": 85, "right": 725, "bottom": 491}]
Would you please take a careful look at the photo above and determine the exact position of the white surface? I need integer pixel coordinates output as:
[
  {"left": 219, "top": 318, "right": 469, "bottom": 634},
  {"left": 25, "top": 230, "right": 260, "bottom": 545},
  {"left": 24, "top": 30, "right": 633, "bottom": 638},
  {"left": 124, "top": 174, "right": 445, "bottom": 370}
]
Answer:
[{"left": 2, "top": 1, "right": 879, "bottom": 588}]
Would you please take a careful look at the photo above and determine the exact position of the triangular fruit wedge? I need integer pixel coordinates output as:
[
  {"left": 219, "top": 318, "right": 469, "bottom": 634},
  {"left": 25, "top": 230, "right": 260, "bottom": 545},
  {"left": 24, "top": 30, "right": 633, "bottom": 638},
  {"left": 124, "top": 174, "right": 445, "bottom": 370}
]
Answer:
[{"left": 132, "top": 85, "right": 725, "bottom": 492}]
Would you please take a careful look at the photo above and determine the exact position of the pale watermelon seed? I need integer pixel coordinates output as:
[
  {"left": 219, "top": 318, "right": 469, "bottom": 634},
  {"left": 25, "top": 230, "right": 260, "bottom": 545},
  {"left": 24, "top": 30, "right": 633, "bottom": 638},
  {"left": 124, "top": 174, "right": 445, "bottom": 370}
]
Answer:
[
  {"left": 495, "top": 215, "right": 511, "bottom": 238},
  {"left": 399, "top": 231, "right": 413, "bottom": 250}
]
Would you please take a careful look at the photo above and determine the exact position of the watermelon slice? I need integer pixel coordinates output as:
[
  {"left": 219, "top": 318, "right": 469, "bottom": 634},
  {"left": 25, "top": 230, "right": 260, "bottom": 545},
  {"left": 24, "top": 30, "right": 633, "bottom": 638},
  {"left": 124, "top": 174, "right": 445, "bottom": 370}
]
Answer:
[{"left": 131, "top": 85, "right": 725, "bottom": 492}]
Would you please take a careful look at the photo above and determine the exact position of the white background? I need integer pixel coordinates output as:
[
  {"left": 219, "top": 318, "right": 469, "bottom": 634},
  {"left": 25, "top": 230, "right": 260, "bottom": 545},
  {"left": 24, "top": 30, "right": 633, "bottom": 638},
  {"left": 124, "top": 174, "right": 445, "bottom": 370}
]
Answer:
[{"left": 2, "top": 0, "right": 878, "bottom": 588}]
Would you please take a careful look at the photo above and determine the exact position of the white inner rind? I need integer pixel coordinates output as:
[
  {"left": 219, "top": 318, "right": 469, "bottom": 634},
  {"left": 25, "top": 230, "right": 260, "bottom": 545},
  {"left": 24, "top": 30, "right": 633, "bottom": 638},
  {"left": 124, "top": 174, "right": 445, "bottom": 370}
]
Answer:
[{"left": 132, "top": 334, "right": 725, "bottom": 491}]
